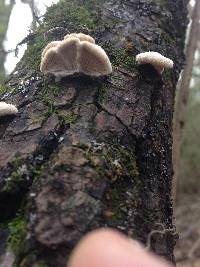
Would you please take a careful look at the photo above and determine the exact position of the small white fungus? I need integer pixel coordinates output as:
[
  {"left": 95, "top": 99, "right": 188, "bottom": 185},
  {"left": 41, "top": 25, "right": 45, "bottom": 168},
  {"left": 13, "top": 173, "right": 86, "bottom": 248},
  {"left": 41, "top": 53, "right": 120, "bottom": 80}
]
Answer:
[
  {"left": 0, "top": 102, "right": 18, "bottom": 117},
  {"left": 136, "top": 51, "right": 174, "bottom": 74}
]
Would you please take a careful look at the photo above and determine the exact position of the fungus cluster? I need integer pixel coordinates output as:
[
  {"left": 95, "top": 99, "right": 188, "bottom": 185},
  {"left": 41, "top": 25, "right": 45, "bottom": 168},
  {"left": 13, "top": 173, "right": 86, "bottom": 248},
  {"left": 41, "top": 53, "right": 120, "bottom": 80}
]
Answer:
[
  {"left": 40, "top": 33, "right": 112, "bottom": 77},
  {"left": 41, "top": 33, "right": 174, "bottom": 77},
  {"left": 0, "top": 102, "right": 18, "bottom": 117},
  {"left": 136, "top": 51, "right": 173, "bottom": 74}
]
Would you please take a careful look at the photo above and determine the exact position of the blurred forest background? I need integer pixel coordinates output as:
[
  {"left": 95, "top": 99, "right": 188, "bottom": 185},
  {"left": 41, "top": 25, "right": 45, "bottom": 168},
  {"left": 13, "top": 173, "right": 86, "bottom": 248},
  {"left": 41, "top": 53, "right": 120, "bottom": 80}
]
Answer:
[
  {"left": 177, "top": 44, "right": 200, "bottom": 198},
  {"left": 0, "top": 0, "right": 199, "bottom": 266},
  {"left": 0, "top": 0, "right": 13, "bottom": 82}
]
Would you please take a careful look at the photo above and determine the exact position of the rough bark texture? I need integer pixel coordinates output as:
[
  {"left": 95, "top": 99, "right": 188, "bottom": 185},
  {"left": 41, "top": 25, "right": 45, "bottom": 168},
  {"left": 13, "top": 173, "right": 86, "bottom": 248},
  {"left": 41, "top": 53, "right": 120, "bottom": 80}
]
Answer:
[
  {"left": 172, "top": 0, "right": 200, "bottom": 201},
  {"left": 0, "top": 1, "right": 188, "bottom": 267}
]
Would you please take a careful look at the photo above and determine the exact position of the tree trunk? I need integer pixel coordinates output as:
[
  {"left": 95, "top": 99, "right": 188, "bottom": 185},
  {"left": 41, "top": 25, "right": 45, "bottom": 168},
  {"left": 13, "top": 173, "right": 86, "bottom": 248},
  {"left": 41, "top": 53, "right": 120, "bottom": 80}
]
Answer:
[
  {"left": 0, "top": 0, "right": 14, "bottom": 81},
  {"left": 0, "top": 1, "right": 188, "bottom": 266},
  {"left": 172, "top": 0, "right": 200, "bottom": 201}
]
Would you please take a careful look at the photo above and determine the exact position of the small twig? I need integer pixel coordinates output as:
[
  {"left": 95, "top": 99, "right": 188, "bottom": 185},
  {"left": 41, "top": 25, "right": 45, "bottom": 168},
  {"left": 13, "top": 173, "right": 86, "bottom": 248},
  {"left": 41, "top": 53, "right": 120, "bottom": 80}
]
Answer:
[
  {"left": 146, "top": 223, "right": 174, "bottom": 250},
  {"left": 117, "top": 67, "right": 137, "bottom": 78}
]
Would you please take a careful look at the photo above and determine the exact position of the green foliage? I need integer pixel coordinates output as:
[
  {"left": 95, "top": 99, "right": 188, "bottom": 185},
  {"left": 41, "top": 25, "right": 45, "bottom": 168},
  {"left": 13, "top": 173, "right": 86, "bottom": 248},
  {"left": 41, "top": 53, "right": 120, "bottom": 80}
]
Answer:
[{"left": 7, "top": 213, "right": 26, "bottom": 253}]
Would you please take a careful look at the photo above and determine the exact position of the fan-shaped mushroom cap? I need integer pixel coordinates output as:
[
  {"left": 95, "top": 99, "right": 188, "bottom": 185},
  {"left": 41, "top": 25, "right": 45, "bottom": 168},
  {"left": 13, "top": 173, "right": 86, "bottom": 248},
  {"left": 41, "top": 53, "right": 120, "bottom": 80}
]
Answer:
[
  {"left": 40, "top": 37, "right": 80, "bottom": 77},
  {"left": 0, "top": 102, "right": 18, "bottom": 116},
  {"left": 136, "top": 51, "right": 173, "bottom": 73},
  {"left": 41, "top": 41, "right": 61, "bottom": 58},
  {"left": 78, "top": 41, "right": 112, "bottom": 76},
  {"left": 64, "top": 33, "right": 95, "bottom": 44},
  {"left": 40, "top": 33, "right": 112, "bottom": 77}
]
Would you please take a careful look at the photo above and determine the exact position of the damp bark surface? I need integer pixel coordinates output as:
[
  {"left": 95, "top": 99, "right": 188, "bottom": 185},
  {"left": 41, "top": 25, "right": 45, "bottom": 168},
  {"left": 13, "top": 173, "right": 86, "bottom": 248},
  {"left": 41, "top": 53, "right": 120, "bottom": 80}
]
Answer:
[{"left": 0, "top": 1, "right": 188, "bottom": 266}]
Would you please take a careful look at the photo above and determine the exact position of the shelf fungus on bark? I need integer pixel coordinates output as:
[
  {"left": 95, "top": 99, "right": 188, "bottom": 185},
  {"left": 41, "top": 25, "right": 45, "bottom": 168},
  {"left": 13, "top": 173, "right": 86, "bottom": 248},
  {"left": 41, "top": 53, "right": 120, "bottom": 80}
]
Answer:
[
  {"left": 41, "top": 41, "right": 61, "bottom": 58},
  {"left": 78, "top": 41, "right": 112, "bottom": 76},
  {"left": 136, "top": 51, "right": 173, "bottom": 74},
  {"left": 0, "top": 102, "right": 18, "bottom": 116},
  {"left": 40, "top": 33, "right": 112, "bottom": 78},
  {"left": 64, "top": 33, "right": 95, "bottom": 44}
]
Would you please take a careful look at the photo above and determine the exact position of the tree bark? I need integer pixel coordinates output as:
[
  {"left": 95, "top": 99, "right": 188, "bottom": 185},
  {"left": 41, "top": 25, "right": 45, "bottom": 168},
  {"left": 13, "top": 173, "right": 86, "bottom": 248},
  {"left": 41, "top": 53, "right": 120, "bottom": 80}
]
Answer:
[
  {"left": 0, "top": 1, "right": 188, "bottom": 266},
  {"left": 172, "top": 0, "right": 200, "bottom": 201}
]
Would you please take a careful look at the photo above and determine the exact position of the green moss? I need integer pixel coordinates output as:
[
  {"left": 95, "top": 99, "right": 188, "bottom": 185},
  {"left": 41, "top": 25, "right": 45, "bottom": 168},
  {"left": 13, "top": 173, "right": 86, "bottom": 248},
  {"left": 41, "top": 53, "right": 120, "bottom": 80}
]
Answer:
[
  {"left": 3, "top": 156, "right": 42, "bottom": 192},
  {"left": 7, "top": 213, "right": 26, "bottom": 254},
  {"left": 112, "top": 49, "right": 136, "bottom": 70},
  {"left": 40, "top": 79, "right": 60, "bottom": 117},
  {"left": 0, "top": 84, "right": 8, "bottom": 95},
  {"left": 72, "top": 142, "right": 140, "bottom": 224},
  {"left": 98, "top": 83, "right": 109, "bottom": 102},
  {"left": 59, "top": 112, "right": 78, "bottom": 125},
  {"left": 103, "top": 42, "right": 136, "bottom": 71},
  {"left": 3, "top": 157, "right": 24, "bottom": 191},
  {"left": 44, "top": 0, "right": 96, "bottom": 30},
  {"left": 40, "top": 78, "right": 79, "bottom": 124},
  {"left": 102, "top": 144, "right": 140, "bottom": 220},
  {"left": 24, "top": 35, "right": 49, "bottom": 72},
  {"left": 104, "top": 145, "right": 139, "bottom": 180},
  {"left": 77, "top": 141, "right": 139, "bottom": 184}
]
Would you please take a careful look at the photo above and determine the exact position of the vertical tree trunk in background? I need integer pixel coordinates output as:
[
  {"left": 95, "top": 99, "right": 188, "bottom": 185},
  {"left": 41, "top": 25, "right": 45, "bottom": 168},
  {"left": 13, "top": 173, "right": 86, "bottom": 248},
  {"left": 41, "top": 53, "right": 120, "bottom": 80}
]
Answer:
[
  {"left": 21, "top": 0, "right": 40, "bottom": 29},
  {"left": 0, "top": 0, "right": 14, "bottom": 81},
  {"left": 0, "top": 1, "right": 188, "bottom": 266},
  {"left": 172, "top": 0, "right": 200, "bottom": 201}
]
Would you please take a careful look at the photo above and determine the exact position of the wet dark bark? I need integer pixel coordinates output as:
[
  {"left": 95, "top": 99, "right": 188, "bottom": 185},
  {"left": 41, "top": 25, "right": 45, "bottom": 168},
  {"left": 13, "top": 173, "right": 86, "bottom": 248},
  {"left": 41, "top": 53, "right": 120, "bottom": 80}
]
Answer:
[{"left": 0, "top": 1, "right": 188, "bottom": 266}]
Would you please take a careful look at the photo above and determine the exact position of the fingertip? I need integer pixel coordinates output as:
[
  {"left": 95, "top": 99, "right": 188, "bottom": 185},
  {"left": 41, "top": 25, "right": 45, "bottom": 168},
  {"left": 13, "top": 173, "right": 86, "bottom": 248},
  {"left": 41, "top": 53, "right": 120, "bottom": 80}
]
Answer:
[{"left": 67, "top": 228, "right": 173, "bottom": 267}]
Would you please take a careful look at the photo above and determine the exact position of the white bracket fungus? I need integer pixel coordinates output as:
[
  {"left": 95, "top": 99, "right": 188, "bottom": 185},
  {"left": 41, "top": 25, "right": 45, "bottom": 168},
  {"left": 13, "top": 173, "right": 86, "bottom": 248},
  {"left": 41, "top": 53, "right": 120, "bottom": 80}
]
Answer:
[
  {"left": 136, "top": 51, "right": 173, "bottom": 74},
  {"left": 40, "top": 37, "right": 79, "bottom": 76},
  {"left": 64, "top": 33, "right": 95, "bottom": 44},
  {"left": 41, "top": 41, "right": 61, "bottom": 58},
  {"left": 40, "top": 33, "right": 112, "bottom": 77},
  {"left": 78, "top": 41, "right": 112, "bottom": 76},
  {"left": 0, "top": 102, "right": 18, "bottom": 117}
]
